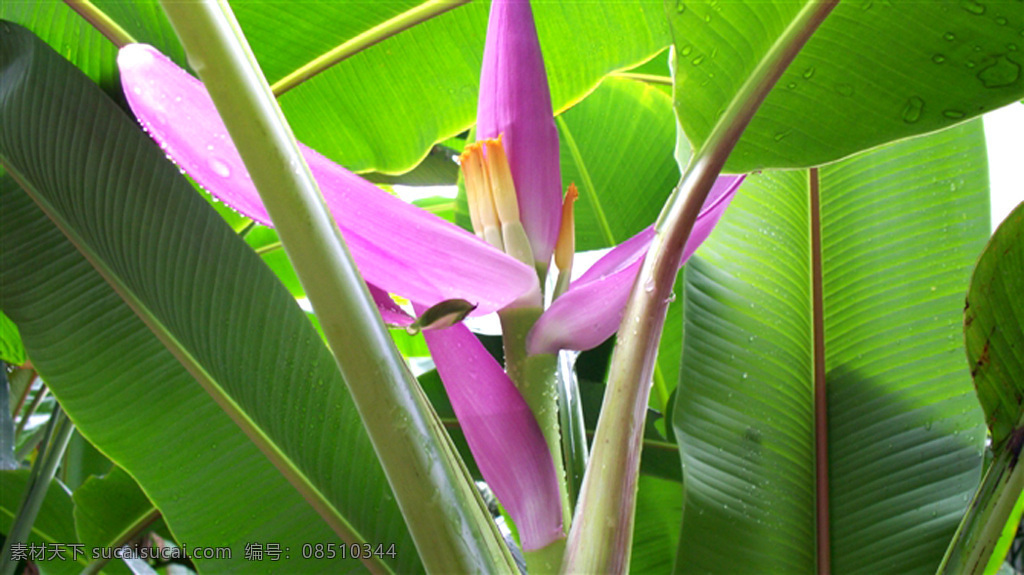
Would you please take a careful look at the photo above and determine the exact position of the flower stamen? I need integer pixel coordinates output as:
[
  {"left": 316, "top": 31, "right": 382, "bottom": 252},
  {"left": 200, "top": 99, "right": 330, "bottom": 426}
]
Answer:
[{"left": 461, "top": 136, "right": 535, "bottom": 267}]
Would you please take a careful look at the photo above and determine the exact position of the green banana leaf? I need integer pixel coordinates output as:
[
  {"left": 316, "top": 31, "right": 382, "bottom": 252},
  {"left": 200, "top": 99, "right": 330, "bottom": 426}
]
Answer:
[
  {"left": 939, "top": 200, "right": 1024, "bottom": 574},
  {"left": 673, "top": 120, "right": 989, "bottom": 574},
  {"left": 668, "top": 0, "right": 1024, "bottom": 173},
  {"left": 3, "top": 0, "right": 671, "bottom": 175},
  {"left": 73, "top": 466, "right": 158, "bottom": 575},
  {"left": 966, "top": 201, "right": 1024, "bottom": 446},
  {"left": 558, "top": 75, "right": 679, "bottom": 252},
  {"left": 0, "top": 22, "right": 419, "bottom": 573},
  {"left": 0, "top": 312, "right": 25, "bottom": 365}
]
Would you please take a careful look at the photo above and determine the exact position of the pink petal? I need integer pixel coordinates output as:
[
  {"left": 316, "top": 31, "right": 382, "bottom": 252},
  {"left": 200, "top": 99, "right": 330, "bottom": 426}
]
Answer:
[
  {"left": 368, "top": 284, "right": 413, "bottom": 327},
  {"left": 477, "top": 0, "right": 562, "bottom": 268},
  {"left": 420, "top": 316, "right": 564, "bottom": 550},
  {"left": 117, "top": 44, "right": 538, "bottom": 316},
  {"left": 527, "top": 175, "right": 745, "bottom": 354}
]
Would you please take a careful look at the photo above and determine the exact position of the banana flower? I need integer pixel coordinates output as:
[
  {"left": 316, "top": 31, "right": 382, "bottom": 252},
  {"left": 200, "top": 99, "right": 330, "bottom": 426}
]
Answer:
[{"left": 117, "top": 0, "right": 740, "bottom": 552}]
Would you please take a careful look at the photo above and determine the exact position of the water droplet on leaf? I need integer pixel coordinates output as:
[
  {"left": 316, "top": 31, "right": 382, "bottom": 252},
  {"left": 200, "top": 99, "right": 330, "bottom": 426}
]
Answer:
[
  {"left": 959, "top": 0, "right": 986, "bottom": 15},
  {"left": 803, "top": 66, "right": 816, "bottom": 79},
  {"left": 902, "top": 96, "right": 925, "bottom": 123},
  {"left": 977, "top": 55, "right": 1021, "bottom": 88},
  {"left": 932, "top": 54, "right": 946, "bottom": 64}
]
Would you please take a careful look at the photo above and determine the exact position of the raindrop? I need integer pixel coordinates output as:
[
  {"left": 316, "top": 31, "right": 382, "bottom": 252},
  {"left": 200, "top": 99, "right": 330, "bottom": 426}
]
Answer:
[
  {"left": 996, "top": 17, "right": 1008, "bottom": 26},
  {"left": 943, "top": 109, "right": 966, "bottom": 119},
  {"left": 835, "top": 83, "right": 855, "bottom": 96},
  {"left": 703, "top": 13, "right": 712, "bottom": 23},
  {"left": 959, "top": 0, "right": 986, "bottom": 15},
  {"left": 902, "top": 96, "right": 925, "bottom": 123},
  {"left": 692, "top": 54, "right": 705, "bottom": 66},
  {"left": 681, "top": 45, "right": 693, "bottom": 57},
  {"left": 666, "top": 292, "right": 677, "bottom": 303},
  {"left": 206, "top": 144, "right": 214, "bottom": 151},
  {"left": 742, "top": 372, "right": 749, "bottom": 379},
  {"left": 1009, "top": 44, "right": 1019, "bottom": 51},
  {"left": 209, "top": 158, "right": 231, "bottom": 178},
  {"left": 787, "top": 82, "right": 798, "bottom": 90},
  {"left": 802, "top": 66, "right": 816, "bottom": 79},
  {"left": 675, "top": 0, "right": 686, "bottom": 13},
  {"left": 977, "top": 55, "right": 1021, "bottom": 88},
  {"left": 644, "top": 279, "right": 656, "bottom": 293},
  {"left": 773, "top": 129, "right": 792, "bottom": 141},
  {"left": 932, "top": 54, "right": 947, "bottom": 64},
  {"left": 943, "top": 32, "right": 956, "bottom": 41}
]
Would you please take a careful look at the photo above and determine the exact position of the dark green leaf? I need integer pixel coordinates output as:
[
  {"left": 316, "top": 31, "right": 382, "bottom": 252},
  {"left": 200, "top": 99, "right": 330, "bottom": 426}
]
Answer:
[{"left": 0, "top": 22, "right": 418, "bottom": 573}]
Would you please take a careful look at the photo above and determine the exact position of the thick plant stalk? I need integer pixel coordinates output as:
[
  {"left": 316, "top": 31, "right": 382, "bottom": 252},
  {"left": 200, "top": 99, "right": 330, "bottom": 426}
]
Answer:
[
  {"left": 0, "top": 407, "right": 74, "bottom": 575},
  {"left": 561, "top": 2, "right": 841, "bottom": 573},
  {"left": 157, "top": 2, "right": 516, "bottom": 573},
  {"left": 937, "top": 428, "right": 1024, "bottom": 575}
]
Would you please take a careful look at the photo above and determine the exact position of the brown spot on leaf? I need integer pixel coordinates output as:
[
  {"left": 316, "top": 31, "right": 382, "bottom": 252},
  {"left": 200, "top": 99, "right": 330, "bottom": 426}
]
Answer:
[{"left": 971, "top": 340, "right": 990, "bottom": 378}]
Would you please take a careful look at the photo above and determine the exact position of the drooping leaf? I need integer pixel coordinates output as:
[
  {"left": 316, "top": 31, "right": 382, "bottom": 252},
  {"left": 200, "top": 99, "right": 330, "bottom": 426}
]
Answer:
[
  {"left": 0, "top": 22, "right": 418, "bottom": 573},
  {"left": 674, "top": 121, "right": 989, "bottom": 573},
  {"left": 669, "top": 1, "right": 1024, "bottom": 172}
]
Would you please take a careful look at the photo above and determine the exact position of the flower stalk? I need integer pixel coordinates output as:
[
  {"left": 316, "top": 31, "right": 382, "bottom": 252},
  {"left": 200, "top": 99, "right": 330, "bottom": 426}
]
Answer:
[
  {"left": 156, "top": 2, "right": 516, "bottom": 572},
  {"left": 561, "top": 2, "right": 841, "bottom": 572}
]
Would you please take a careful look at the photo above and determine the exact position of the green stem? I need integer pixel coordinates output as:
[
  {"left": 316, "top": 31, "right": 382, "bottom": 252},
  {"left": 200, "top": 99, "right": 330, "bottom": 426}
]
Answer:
[
  {"left": 610, "top": 72, "right": 672, "bottom": 86},
  {"left": 63, "top": 0, "right": 136, "bottom": 46},
  {"left": 157, "top": 3, "right": 516, "bottom": 573},
  {"left": 0, "top": 407, "right": 75, "bottom": 575},
  {"left": 14, "top": 384, "right": 47, "bottom": 437},
  {"left": 524, "top": 537, "right": 567, "bottom": 575},
  {"left": 937, "top": 429, "right": 1024, "bottom": 575},
  {"left": 254, "top": 240, "right": 283, "bottom": 255},
  {"left": 270, "top": 0, "right": 470, "bottom": 96},
  {"left": 499, "top": 307, "right": 572, "bottom": 530},
  {"left": 561, "top": 3, "right": 840, "bottom": 573}
]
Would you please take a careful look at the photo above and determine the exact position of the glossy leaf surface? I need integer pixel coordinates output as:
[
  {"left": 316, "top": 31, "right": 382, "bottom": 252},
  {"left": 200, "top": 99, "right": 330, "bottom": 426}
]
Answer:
[
  {"left": 670, "top": 1, "right": 1024, "bottom": 173},
  {"left": 674, "top": 121, "right": 989, "bottom": 573}
]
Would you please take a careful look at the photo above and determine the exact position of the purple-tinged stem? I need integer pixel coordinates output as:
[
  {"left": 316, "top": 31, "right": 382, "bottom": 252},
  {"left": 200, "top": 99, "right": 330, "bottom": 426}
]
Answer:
[{"left": 561, "top": 3, "right": 841, "bottom": 572}]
